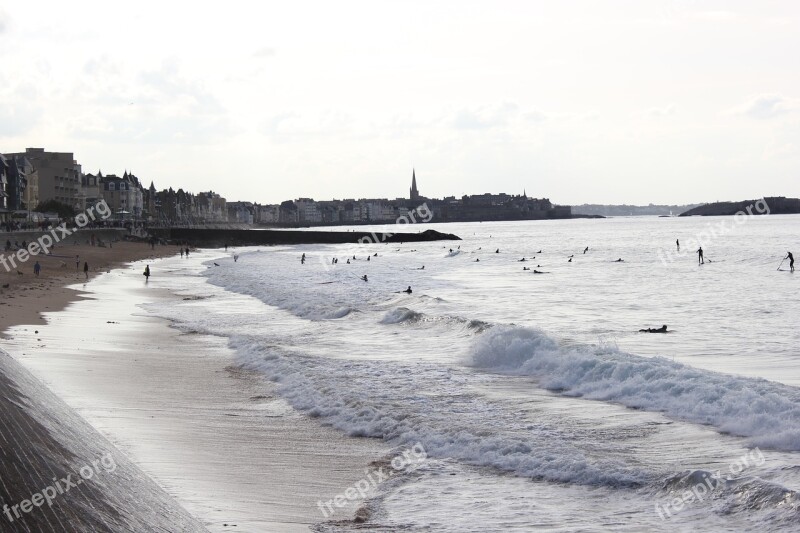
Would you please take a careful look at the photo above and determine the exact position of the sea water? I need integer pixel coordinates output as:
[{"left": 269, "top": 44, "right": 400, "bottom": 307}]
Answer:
[{"left": 147, "top": 215, "right": 800, "bottom": 532}]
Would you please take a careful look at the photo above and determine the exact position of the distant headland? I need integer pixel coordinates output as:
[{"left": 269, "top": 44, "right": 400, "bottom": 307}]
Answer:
[{"left": 679, "top": 197, "right": 800, "bottom": 216}]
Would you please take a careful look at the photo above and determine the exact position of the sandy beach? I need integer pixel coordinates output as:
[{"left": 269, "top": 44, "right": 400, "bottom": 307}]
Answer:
[
  {"left": 1, "top": 248, "right": 388, "bottom": 532},
  {"left": 0, "top": 240, "right": 177, "bottom": 335}
]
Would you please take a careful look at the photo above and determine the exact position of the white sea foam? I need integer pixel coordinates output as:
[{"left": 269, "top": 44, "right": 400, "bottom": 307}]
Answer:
[{"left": 469, "top": 326, "right": 800, "bottom": 451}]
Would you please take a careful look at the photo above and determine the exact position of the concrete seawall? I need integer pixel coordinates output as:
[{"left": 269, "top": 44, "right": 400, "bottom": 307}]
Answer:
[
  {"left": 0, "top": 350, "right": 207, "bottom": 532},
  {"left": 2, "top": 229, "right": 131, "bottom": 248},
  {"left": 151, "top": 227, "right": 461, "bottom": 246}
]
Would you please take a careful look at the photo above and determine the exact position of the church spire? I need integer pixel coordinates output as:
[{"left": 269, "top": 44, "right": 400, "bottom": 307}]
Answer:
[{"left": 410, "top": 168, "right": 420, "bottom": 201}]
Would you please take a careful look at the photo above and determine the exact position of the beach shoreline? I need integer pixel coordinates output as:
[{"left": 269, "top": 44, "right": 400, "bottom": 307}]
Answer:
[
  {"left": 2, "top": 248, "right": 389, "bottom": 532},
  {"left": 0, "top": 240, "right": 178, "bottom": 336}
]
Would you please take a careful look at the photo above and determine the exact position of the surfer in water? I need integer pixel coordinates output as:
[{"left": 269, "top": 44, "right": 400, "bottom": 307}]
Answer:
[
  {"left": 640, "top": 325, "right": 668, "bottom": 333},
  {"left": 583, "top": 246, "right": 589, "bottom": 254},
  {"left": 361, "top": 275, "right": 368, "bottom": 282},
  {"left": 615, "top": 258, "right": 624, "bottom": 262},
  {"left": 787, "top": 252, "right": 795, "bottom": 272},
  {"left": 697, "top": 247, "right": 704, "bottom": 264},
  {"left": 403, "top": 286, "right": 412, "bottom": 294}
]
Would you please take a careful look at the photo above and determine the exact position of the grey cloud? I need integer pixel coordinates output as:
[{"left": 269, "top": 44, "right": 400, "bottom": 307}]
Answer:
[
  {"left": 646, "top": 104, "right": 676, "bottom": 118},
  {"left": 733, "top": 94, "right": 797, "bottom": 119},
  {"left": 0, "top": 83, "right": 43, "bottom": 137},
  {"left": 253, "top": 47, "right": 276, "bottom": 58},
  {"left": 452, "top": 102, "right": 520, "bottom": 130}
]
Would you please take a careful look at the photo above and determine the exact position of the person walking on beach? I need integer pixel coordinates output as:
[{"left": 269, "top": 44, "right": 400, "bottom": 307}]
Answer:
[
  {"left": 185, "top": 246, "right": 190, "bottom": 258},
  {"left": 180, "top": 247, "right": 184, "bottom": 258},
  {"left": 144, "top": 265, "right": 151, "bottom": 281},
  {"left": 787, "top": 252, "right": 795, "bottom": 272},
  {"left": 83, "top": 261, "right": 89, "bottom": 279},
  {"left": 33, "top": 261, "right": 41, "bottom": 277},
  {"left": 697, "top": 247, "right": 704, "bottom": 264}
]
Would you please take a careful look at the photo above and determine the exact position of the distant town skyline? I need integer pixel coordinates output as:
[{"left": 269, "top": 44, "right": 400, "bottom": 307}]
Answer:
[{"left": 1, "top": 1, "right": 798, "bottom": 205}]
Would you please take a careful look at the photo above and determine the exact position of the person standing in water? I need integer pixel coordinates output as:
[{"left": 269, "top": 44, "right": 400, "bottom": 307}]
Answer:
[
  {"left": 83, "top": 261, "right": 89, "bottom": 279},
  {"left": 697, "top": 247, "right": 704, "bottom": 264},
  {"left": 787, "top": 251, "right": 795, "bottom": 272},
  {"left": 144, "top": 265, "right": 151, "bottom": 280},
  {"left": 676, "top": 239, "right": 680, "bottom": 252}
]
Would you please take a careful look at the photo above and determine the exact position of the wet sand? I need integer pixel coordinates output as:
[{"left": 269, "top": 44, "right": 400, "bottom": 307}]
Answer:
[
  {"left": 0, "top": 241, "right": 177, "bottom": 335},
  {"left": 3, "top": 252, "right": 389, "bottom": 532}
]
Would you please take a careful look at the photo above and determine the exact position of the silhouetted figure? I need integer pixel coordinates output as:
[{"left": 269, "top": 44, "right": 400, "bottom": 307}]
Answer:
[
  {"left": 83, "top": 261, "right": 89, "bottom": 279},
  {"left": 568, "top": 258, "right": 572, "bottom": 263},
  {"left": 787, "top": 252, "right": 795, "bottom": 272},
  {"left": 676, "top": 239, "right": 680, "bottom": 252},
  {"left": 496, "top": 249, "right": 500, "bottom": 253},
  {"left": 697, "top": 247, "right": 704, "bottom": 264},
  {"left": 361, "top": 275, "right": 368, "bottom": 282},
  {"left": 34, "top": 261, "right": 41, "bottom": 277},
  {"left": 640, "top": 325, "right": 668, "bottom": 333},
  {"left": 523, "top": 267, "right": 530, "bottom": 271},
  {"left": 301, "top": 253, "right": 306, "bottom": 264},
  {"left": 144, "top": 265, "right": 150, "bottom": 281},
  {"left": 583, "top": 247, "right": 589, "bottom": 254},
  {"left": 615, "top": 258, "right": 624, "bottom": 262},
  {"left": 403, "top": 286, "right": 412, "bottom": 294}
]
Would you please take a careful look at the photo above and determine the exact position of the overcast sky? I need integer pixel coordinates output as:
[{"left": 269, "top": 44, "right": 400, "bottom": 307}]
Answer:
[{"left": 1, "top": 1, "right": 798, "bottom": 205}]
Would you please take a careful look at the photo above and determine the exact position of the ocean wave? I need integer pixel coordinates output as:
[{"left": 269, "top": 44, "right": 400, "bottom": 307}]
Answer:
[
  {"left": 380, "top": 307, "right": 423, "bottom": 324},
  {"left": 656, "top": 469, "right": 800, "bottom": 523},
  {"left": 468, "top": 326, "right": 800, "bottom": 451},
  {"left": 230, "top": 337, "right": 649, "bottom": 488}
]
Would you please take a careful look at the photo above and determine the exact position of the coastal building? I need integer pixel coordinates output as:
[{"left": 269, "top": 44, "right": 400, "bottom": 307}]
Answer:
[
  {"left": 195, "top": 191, "right": 228, "bottom": 223},
  {"left": 100, "top": 172, "right": 145, "bottom": 220},
  {"left": 410, "top": 169, "right": 421, "bottom": 201},
  {"left": 81, "top": 171, "right": 103, "bottom": 210},
  {"left": 295, "top": 198, "right": 322, "bottom": 223},
  {"left": 227, "top": 201, "right": 255, "bottom": 224},
  {"left": 6, "top": 148, "right": 81, "bottom": 208},
  {"left": 256, "top": 204, "right": 280, "bottom": 224},
  {"left": 0, "top": 155, "right": 8, "bottom": 221}
]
